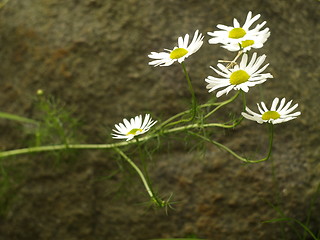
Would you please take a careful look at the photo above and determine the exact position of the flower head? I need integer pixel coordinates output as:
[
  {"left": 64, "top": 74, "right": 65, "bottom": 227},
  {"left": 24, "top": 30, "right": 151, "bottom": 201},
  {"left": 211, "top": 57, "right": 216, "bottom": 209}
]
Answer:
[
  {"left": 148, "top": 30, "right": 204, "bottom": 67},
  {"left": 242, "top": 97, "right": 301, "bottom": 124},
  {"left": 207, "top": 11, "right": 270, "bottom": 51},
  {"left": 205, "top": 52, "right": 273, "bottom": 97},
  {"left": 112, "top": 114, "right": 157, "bottom": 141},
  {"left": 221, "top": 33, "right": 270, "bottom": 52}
]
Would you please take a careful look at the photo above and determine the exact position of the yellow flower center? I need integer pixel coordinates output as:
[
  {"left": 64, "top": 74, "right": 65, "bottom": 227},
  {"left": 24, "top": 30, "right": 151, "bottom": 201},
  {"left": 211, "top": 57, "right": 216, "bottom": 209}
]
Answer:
[
  {"left": 228, "top": 28, "right": 246, "bottom": 39},
  {"left": 126, "top": 128, "right": 143, "bottom": 136},
  {"left": 240, "top": 40, "right": 255, "bottom": 48},
  {"left": 229, "top": 70, "right": 250, "bottom": 85},
  {"left": 262, "top": 111, "right": 280, "bottom": 121},
  {"left": 170, "top": 48, "right": 188, "bottom": 59}
]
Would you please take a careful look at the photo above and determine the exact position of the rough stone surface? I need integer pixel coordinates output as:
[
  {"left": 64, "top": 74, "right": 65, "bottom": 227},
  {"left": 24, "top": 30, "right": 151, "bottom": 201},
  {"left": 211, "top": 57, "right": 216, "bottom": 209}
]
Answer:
[{"left": 0, "top": 0, "right": 319, "bottom": 239}]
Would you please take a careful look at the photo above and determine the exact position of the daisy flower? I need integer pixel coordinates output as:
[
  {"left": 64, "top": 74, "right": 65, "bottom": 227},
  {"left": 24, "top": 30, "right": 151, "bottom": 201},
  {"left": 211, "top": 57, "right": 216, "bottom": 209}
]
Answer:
[
  {"left": 205, "top": 52, "right": 273, "bottom": 97},
  {"left": 112, "top": 114, "right": 157, "bottom": 141},
  {"left": 207, "top": 11, "right": 270, "bottom": 51},
  {"left": 242, "top": 97, "right": 301, "bottom": 124},
  {"left": 221, "top": 33, "right": 270, "bottom": 52},
  {"left": 148, "top": 30, "right": 204, "bottom": 67}
]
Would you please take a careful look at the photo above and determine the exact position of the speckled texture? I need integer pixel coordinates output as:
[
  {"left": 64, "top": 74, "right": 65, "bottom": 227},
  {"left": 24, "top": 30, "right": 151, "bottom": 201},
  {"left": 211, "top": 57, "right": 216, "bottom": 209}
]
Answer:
[{"left": 0, "top": 0, "right": 319, "bottom": 239}]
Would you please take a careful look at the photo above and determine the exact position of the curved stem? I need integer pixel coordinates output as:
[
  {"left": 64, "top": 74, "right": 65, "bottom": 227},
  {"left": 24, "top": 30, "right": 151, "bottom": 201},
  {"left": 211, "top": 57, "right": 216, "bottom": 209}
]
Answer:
[
  {"left": 204, "top": 90, "right": 240, "bottom": 119},
  {"left": 157, "top": 93, "right": 239, "bottom": 129},
  {"left": 0, "top": 122, "right": 238, "bottom": 159},
  {"left": 156, "top": 111, "right": 188, "bottom": 129},
  {"left": 189, "top": 123, "right": 274, "bottom": 163},
  {"left": 114, "top": 148, "right": 160, "bottom": 205}
]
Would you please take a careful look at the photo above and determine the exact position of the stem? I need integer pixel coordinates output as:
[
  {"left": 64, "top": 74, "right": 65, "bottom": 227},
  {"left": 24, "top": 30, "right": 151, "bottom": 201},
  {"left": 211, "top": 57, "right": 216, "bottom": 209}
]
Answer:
[
  {"left": 114, "top": 148, "right": 156, "bottom": 202},
  {"left": 218, "top": 50, "right": 243, "bottom": 69},
  {"left": 241, "top": 90, "right": 247, "bottom": 112},
  {"left": 156, "top": 111, "right": 188, "bottom": 129},
  {"left": 0, "top": 122, "right": 238, "bottom": 159},
  {"left": 155, "top": 62, "right": 198, "bottom": 129},
  {"left": 0, "top": 111, "right": 38, "bottom": 125},
  {"left": 204, "top": 90, "right": 240, "bottom": 119},
  {"left": 181, "top": 62, "right": 197, "bottom": 119},
  {"left": 189, "top": 123, "right": 274, "bottom": 163},
  {"left": 157, "top": 94, "right": 238, "bottom": 129}
]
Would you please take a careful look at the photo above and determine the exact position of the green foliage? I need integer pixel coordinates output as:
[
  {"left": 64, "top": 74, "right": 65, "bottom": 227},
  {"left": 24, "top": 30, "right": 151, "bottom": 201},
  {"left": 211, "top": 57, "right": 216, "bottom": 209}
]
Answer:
[{"left": 31, "top": 95, "right": 81, "bottom": 146}]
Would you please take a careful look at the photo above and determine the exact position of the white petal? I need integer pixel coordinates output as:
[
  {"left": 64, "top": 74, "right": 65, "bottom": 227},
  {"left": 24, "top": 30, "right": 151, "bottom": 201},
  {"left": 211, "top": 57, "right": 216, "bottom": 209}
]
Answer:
[
  {"left": 239, "top": 53, "right": 248, "bottom": 69},
  {"left": 271, "top": 97, "right": 279, "bottom": 111},
  {"left": 276, "top": 98, "right": 286, "bottom": 112},
  {"left": 280, "top": 103, "right": 299, "bottom": 115},
  {"left": 233, "top": 18, "right": 240, "bottom": 28},
  {"left": 183, "top": 33, "right": 190, "bottom": 48}
]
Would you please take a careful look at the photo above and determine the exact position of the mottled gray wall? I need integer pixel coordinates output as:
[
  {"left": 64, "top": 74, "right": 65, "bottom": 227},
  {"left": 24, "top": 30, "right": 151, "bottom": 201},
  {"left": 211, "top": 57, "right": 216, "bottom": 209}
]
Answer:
[{"left": 0, "top": 0, "right": 319, "bottom": 239}]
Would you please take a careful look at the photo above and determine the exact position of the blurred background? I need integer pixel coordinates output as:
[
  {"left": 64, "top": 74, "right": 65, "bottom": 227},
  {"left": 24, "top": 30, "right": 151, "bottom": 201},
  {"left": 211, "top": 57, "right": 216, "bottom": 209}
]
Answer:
[{"left": 0, "top": 0, "right": 319, "bottom": 239}]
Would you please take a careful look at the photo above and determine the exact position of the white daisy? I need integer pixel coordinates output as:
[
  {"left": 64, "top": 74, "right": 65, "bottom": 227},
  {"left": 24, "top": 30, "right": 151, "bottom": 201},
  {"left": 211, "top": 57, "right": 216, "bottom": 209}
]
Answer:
[
  {"left": 207, "top": 11, "right": 270, "bottom": 50},
  {"left": 242, "top": 97, "right": 301, "bottom": 124},
  {"left": 148, "top": 30, "right": 204, "bottom": 67},
  {"left": 205, "top": 52, "right": 273, "bottom": 97},
  {"left": 112, "top": 114, "right": 157, "bottom": 141},
  {"left": 221, "top": 33, "right": 270, "bottom": 52}
]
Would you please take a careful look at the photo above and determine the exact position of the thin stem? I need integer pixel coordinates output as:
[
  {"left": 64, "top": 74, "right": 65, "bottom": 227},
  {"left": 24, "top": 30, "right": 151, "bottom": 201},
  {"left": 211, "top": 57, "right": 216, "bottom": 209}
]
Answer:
[
  {"left": 218, "top": 50, "right": 243, "bottom": 69},
  {"left": 181, "top": 62, "right": 197, "bottom": 119},
  {"left": 156, "top": 62, "right": 197, "bottom": 129},
  {"left": 0, "top": 111, "right": 38, "bottom": 125},
  {"left": 156, "top": 111, "right": 188, "bottom": 129},
  {"left": 157, "top": 94, "right": 238, "bottom": 129},
  {"left": 241, "top": 90, "right": 247, "bottom": 112},
  {"left": 114, "top": 148, "right": 157, "bottom": 202},
  {"left": 265, "top": 123, "right": 274, "bottom": 161},
  {"left": 189, "top": 123, "right": 274, "bottom": 163},
  {"left": 204, "top": 90, "right": 240, "bottom": 119},
  {"left": 0, "top": 121, "right": 238, "bottom": 159}
]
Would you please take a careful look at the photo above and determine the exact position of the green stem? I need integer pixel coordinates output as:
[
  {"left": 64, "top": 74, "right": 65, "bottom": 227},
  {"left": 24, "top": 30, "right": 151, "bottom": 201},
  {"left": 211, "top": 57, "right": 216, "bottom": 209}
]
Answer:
[
  {"left": 0, "top": 111, "right": 38, "bottom": 125},
  {"left": 181, "top": 62, "right": 197, "bottom": 119},
  {"left": 0, "top": 122, "right": 238, "bottom": 159},
  {"left": 189, "top": 123, "right": 274, "bottom": 163},
  {"left": 114, "top": 148, "right": 157, "bottom": 203},
  {"left": 156, "top": 111, "right": 187, "bottom": 129},
  {"left": 161, "top": 63, "right": 197, "bottom": 129},
  {"left": 204, "top": 90, "right": 240, "bottom": 119},
  {"left": 157, "top": 94, "right": 238, "bottom": 129},
  {"left": 241, "top": 90, "right": 247, "bottom": 111},
  {"left": 114, "top": 148, "right": 154, "bottom": 198}
]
